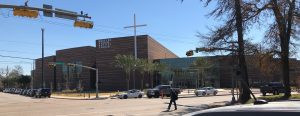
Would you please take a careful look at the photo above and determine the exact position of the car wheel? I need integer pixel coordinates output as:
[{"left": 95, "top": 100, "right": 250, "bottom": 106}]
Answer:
[
  {"left": 273, "top": 91, "right": 278, "bottom": 95},
  {"left": 147, "top": 95, "right": 152, "bottom": 98},
  {"left": 48, "top": 95, "right": 51, "bottom": 98},
  {"left": 195, "top": 93, "right": 199, "bottom": 96},
  {"left": 202, "top": 92, "right": 206, "bottom": 96},
  {"left": 138, "top": 94, "right": 142, "bottom": 98},
  {"left": 213, "top": 91, "right": 217, "bottom": 96},
  {"left": 123, "top": 95, "right": 128, "bottom": 99},
  {"left": 154, "top": 94, "right": 159, "bottom": 98},
  {"left": 39, "top": 95, "right": 41, "bottom": 98}
]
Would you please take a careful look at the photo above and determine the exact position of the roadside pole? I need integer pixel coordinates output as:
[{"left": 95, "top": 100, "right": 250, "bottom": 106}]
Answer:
[
  {"left": 41, "top": 28, "right": 45, "bottom": 88},
  {"left": 96, "top": 69, "right": 99, "bottom": 98}
]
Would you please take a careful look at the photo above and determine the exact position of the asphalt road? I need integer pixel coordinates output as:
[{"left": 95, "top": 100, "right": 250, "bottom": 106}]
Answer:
[{"left": 0, "top": 91, "right": 244, "bottom": 116}]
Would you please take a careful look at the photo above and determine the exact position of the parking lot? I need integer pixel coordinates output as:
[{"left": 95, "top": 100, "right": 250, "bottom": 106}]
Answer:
[{"left": 0, "top": 89, "right": 243, "bottom": 116}]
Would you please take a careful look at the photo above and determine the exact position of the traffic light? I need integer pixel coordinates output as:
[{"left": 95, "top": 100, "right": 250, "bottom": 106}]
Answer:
[
  {"left": 67, "top": 63, "right": 76, "bottom": 68},
  {"left": 13, "top": 8, "right": 39, "bottom": 18},
  {"left": 48, "top": 62, "right": 56, "bottom": 68},
  {"left": 74, "top": 20, "right": 93, "bottom": 29},
  {"left": 186, "top": 50, "right": 194, "bottom": 56}
]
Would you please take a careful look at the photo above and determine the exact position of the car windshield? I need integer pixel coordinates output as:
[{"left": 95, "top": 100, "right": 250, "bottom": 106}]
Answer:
[{"left": 199, "top": 88, "right": 207, "bottom": 90}]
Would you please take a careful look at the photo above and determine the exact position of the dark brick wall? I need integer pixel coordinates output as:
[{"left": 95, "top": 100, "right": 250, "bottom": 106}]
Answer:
[
  {"left": 96, "top": 35, "right": 178, "bottom": 91},
  {"left": 148, "top": 36, "right": 178, "bottom": 60},
  {"left": 55, "top": 46, "right": 96, "bottom": 90},
  {"left": 34, "top": 56, "right": 56, "bottom": 89}
]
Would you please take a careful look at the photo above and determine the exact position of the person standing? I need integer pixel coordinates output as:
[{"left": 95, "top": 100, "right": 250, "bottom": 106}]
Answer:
[{"left": 167, "top": 88, "right": 178, "bottom": 110}]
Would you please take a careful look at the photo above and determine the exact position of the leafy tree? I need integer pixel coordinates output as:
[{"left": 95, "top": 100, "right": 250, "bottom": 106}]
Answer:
[
  {"left": 190, "top": 58, "right": 214, "bottom": 87},
  {"left": 152, "top": 62, "right": 167, "bottom": 87},
  {"left": 17, "top": 75, "right": 31, "bottom": 88},
  {"left": 0, "top": 65, "right": 24, "bottom": 88},
  {"left": 136, "top": 58, "right": 150, "bottom": 90},
  {"left": 114, "top": 54, "right": 136, "bottom": 90}
]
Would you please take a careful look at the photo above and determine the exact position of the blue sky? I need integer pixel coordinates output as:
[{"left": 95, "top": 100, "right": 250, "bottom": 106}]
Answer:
[{"left": 0, "top": 0, "right": 269, "bottom": 75}]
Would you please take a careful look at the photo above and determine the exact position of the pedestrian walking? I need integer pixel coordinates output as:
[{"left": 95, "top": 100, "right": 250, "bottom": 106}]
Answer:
[{"left": 167, "top": 88, "right": 178, "bottom": 111}]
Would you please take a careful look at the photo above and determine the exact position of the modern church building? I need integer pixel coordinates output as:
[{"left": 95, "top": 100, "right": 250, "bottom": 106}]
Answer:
[
  {"left": 33, "top": 35, "right": 300, "bottom": 91},
  {"left": 33, "top": 35, "right": 178, "bottom": 91}
]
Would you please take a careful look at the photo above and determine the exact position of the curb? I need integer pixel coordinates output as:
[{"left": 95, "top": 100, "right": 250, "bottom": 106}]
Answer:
[{"left": 51, "top": 96, "right": 109, "bottom": 100}]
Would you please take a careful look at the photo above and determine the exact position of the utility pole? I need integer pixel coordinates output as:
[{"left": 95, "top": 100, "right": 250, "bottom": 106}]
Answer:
[
  {"left": 124, "top": 14, "right": 147, "bottom": 89},
  {"left": 41, "top": 28, "right": 45, "bottom": 88}
]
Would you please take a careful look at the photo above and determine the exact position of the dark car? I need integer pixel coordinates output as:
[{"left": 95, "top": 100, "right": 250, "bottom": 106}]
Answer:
[
  {"left": 260, "top": 82, "right": 285, "bottom": 96},
  {"left": 35, "top": 88, "right": 51, "bottom": 98},
  {"left": 146, "top": 85, "right": 181, "bottom": 98},
  {"left": 29, "top": 89, "right": 37, "bottom": 97},
  {"left": 21, "top": 89, "right": 28, "bottom": 95}
]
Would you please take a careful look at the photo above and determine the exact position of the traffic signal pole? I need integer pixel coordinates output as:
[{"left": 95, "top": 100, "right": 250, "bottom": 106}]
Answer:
[
  {"left": 0, "top": 4, "right": 91, "bottom": 19},
  {"left": 41, "top": 28, "right": 45, "bottom": 88}
]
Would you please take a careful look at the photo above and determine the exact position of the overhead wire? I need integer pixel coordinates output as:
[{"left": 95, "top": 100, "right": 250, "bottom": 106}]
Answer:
[
  {"left": 0, "top": 9, "right": 199, "bottom": 57},
  {"left": 1, "top": 9, "right": 197, "bottom": 44}
]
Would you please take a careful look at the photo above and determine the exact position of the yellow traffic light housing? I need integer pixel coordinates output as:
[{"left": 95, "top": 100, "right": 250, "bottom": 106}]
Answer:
[
  {"left": 13, "top": 8, "right": 39, "bottom": 18},
  {"left": 186, "top": 50, "right": 194, "bottom": 56},
  {"left": 48, "top": 63, "right": 56, "bottom": 68},
  {"left": 74, "top": 20, "right": 93, "bottom": 29},
  {"left": 67, "top": 63, "right": 76, "bottom": 68}
]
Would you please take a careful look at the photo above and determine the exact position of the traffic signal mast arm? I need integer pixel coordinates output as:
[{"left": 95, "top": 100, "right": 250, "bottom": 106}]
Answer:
[
  {"left": 196, "top": 47, "right": 237, "bottom": 52},
  {"left": 0, "top": 4, "right": 91, "bottom": 19},
  {"left": 186, "top": 47, "right": 237, "bottom": 56},
  {"left": 67, "top": 63, "right": 97, "bottom": 71}
]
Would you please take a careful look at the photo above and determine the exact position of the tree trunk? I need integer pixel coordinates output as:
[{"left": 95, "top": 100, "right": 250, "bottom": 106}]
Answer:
[
  {"left": 141, "top": 73, "right": 144, "bottom": 90},
  {"left": 127, "top": 72, "right": 130, "bottom": 90},
  {"left": 234, "top": 0, "right": 251, "bottom": 103},
  {"left": 150, "top": 72, "right": 153, "bottom": 88}
]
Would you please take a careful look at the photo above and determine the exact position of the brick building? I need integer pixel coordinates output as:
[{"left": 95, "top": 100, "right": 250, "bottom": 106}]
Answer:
[
  {"left": 33, "top": 35, "right": 300, "bottom": 91},
  {"left": 33, "top": 35, "right": 178, "bottom": 91}
]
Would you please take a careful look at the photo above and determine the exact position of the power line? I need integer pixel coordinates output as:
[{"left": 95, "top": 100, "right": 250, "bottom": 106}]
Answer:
[
  {"left": 0, "top": 10, "right": 198, "bottom": 45},
  {"left": 0, "top": 49, "right": 39, "bottom": 55},
  {"left": 0, "top": 54, "right": 34, "bottom": 60}
]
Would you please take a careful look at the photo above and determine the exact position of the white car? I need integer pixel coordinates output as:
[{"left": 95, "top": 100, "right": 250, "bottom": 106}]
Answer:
[
  {"left": 118, "top": 89, "right": 144, "bottom": 99},
  {"left": 194, "top": 87, "right": 218, "bottom": 96}
]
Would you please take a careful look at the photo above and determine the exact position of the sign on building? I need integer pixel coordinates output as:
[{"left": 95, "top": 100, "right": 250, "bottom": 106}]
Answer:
[{"left": 98, "top": 39, "right": 111, "bottom": 48}]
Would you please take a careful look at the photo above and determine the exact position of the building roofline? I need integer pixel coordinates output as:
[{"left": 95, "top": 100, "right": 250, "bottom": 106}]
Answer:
[
  {"left": 96, "top": 35, "right": 149, "bottom": 41},
  {"left": 56, "top": 46, "right": 95, "bottom": 52}
]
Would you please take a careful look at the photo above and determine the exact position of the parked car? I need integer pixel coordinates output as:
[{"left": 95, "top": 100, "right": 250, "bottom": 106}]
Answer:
[
  {"left": 35, "top": 88, "right": 51, "bottom": 98},
  {"left": 194, "top": 87, "right": 218, "bottom": 96},
  {"left": 146, "top": 85, "right": 181, "bottom": 98},
  {"left": 14, "top": 88, "right": 22, "bottom": 94},
  {"left": 28, "top": 89, "right": 37, "bottom": 97},
  {"left": 21, "top": 89, "right": 28, "bottom": 95},
  {"left": 3, "top": 88, "right": 8, "bottom": 93},
  {"left": 260, "top": 82, "right": 285, "bottom": 96},
  {"left": 118, "top": 89, "right": 144, "bottom": 99}
]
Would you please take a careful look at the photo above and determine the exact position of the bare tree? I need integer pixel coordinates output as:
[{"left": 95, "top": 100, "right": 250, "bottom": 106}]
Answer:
[
  {"left": 198, "top": 0, "right": 254, "bottom": 103},
  {"left": 248, "top": 0, "right": 299, "bottom": 97}
]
